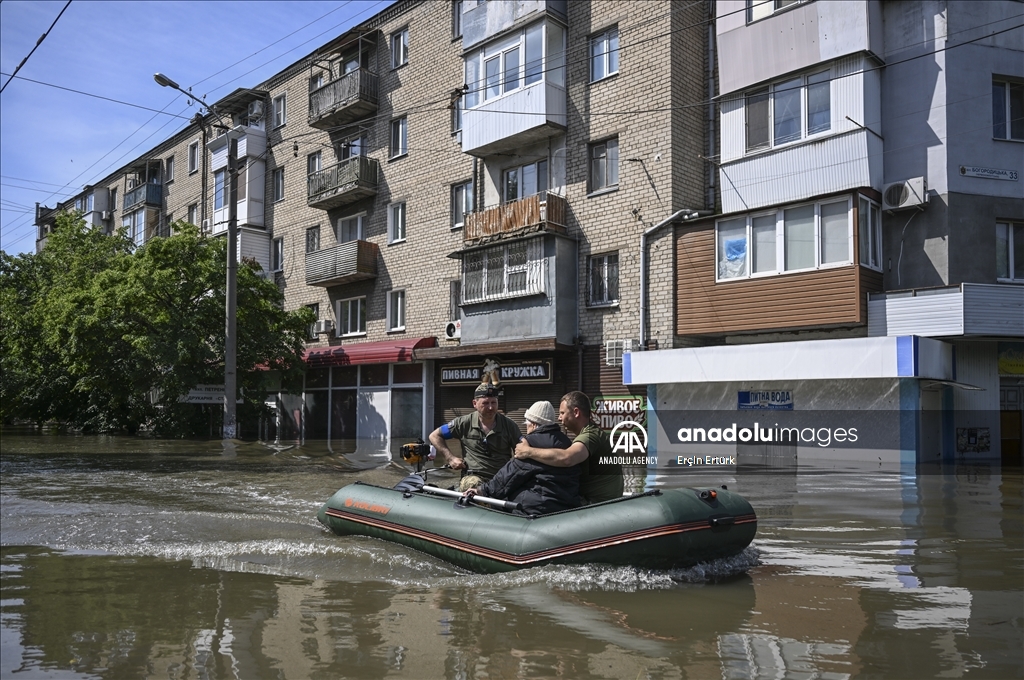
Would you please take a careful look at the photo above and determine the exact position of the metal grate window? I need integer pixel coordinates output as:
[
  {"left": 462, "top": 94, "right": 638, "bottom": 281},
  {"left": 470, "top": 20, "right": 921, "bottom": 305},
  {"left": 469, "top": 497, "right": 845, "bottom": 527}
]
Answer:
[{"left": 462, "top": 237, "right": 544, "bottom": 304}]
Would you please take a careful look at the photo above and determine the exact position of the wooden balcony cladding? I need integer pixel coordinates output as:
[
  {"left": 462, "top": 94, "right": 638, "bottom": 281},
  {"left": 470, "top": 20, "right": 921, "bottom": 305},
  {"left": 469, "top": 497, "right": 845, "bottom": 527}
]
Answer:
[
  {"left": 307, "top": 156, "right": 379, "bottom": 211},
  {"left": 123, "top": 183, "right": 162, "bottom": 212},
  {"left": 305, "top": 240, "right": 379, "bottom": 287},
  {"left": 464, "top": 193, "right": 567, "bottom": 243},
  {"left": 308, "top": 70, "right": 378, "bottom": 129},
  {"left": 675, "top": 225, "right": 880, "bottom": 336}
]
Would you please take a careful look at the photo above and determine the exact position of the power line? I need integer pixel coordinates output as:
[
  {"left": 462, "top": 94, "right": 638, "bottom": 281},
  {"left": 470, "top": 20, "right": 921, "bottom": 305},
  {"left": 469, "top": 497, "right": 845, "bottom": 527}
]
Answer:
[
  {"left": 0, "top": 0, "right": 72, "bottom": 94},
  {"left": 0, "top": 73, "right": 193, "bottom": 119}
]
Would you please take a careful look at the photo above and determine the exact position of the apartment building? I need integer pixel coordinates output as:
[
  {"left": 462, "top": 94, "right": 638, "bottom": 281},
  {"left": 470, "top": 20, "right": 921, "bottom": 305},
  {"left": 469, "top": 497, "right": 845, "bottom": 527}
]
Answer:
[
  {"left": 627, "top": 0, "right": 1024, "bottom": 465},
  {"left": 35, "top": 0, "right": 713, "bottom": 452}
]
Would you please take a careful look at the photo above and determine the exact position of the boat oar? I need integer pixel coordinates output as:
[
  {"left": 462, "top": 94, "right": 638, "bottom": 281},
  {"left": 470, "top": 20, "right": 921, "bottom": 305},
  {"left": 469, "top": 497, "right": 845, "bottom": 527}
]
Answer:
[{"left": 420, "top": 485, "right": 521, "bottom": 512}]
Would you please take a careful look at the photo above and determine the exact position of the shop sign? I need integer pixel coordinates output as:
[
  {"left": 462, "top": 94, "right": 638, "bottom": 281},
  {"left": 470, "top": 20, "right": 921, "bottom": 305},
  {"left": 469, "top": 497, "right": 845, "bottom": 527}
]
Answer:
[
  {"left": 738, "top": 390, "right": 794, "bottom": 410},
  {"left": 593, "top": 395, "right": 646, "bottom": 432},
  {"left": 440, "top": 357, "right": 553, "bottom": 385},
  {"left": 179, "top": 384, "right": 244, "bottom": 404},
  {"left": 998, "top": 342, "right": 1024, "bottom": 376}
]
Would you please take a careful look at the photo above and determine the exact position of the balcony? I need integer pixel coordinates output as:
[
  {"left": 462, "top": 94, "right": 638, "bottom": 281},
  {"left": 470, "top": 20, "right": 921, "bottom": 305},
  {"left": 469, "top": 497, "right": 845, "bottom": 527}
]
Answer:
[
  {"left": 461, "top": 81, "right": 566, "bottom": 157},
  {"left": 308, "top": 69, "right": 378, "bottom": 130},
  {"left": 305, "top": 240, "right": 379, "bottom": 287},
  {"left": 464, "top": 192, "right": 567, "bottom": 243},
  {"left": 307, "top": 156, "right": 379, "bottom": 211},
  {"left": 868, "top": 283, "right": 1024, "bottom": 338},
  {"left": 123, "top": 183, "right": 162, "bottom": 212}
]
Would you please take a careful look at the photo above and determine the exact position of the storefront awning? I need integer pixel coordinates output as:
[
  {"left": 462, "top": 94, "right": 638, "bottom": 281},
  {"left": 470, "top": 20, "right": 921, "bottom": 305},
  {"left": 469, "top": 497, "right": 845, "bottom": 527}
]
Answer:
[{"left": 304, "top": 337, "right": 436, "bottom": 367}]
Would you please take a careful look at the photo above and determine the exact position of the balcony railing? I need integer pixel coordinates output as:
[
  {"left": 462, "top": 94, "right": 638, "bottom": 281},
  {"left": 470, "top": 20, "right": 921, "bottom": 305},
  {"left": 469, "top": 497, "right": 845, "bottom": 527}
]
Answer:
[
  {"left": 307, "top": 156, "right": 379, "bottom": 211},
  {"left": 308, "top": 69, "right": 379, "bottom": 129},
  {"left": 464, "top": 192, "right": 567, "bottom": 242},
  {"left": 305, "top": 240, "right": 379, "bottom": 287},
  {"left": 123, "top": 183, "right": 162, "bottom": 212}
]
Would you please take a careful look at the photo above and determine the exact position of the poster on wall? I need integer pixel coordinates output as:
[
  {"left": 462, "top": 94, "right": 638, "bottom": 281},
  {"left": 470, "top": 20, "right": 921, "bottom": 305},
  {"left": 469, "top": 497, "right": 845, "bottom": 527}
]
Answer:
[
  {"left": 738, "top": 390, "right": 794, "bottom": 410},
  {"left": 592, "top": 395, "right": 646, "bottom": 432}
]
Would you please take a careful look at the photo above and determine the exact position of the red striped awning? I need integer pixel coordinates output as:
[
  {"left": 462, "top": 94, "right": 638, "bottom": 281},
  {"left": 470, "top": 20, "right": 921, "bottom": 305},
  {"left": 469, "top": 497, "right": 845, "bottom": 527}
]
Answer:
[{"left": 304, "top": 337, "right": 436, "bottom": 367}]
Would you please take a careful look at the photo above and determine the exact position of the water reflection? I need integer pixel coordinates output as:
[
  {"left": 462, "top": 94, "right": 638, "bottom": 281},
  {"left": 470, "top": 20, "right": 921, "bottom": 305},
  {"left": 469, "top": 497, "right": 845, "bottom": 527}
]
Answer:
[{"left": 1, "top": 432, "right": 1022, "bottom": 679}]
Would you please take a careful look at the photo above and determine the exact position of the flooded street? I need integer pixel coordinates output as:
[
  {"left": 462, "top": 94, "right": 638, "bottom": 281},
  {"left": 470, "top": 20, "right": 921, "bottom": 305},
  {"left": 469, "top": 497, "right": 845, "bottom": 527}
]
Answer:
[{"left": 1, "top": 431, "right": 1021, "bottom": 679}]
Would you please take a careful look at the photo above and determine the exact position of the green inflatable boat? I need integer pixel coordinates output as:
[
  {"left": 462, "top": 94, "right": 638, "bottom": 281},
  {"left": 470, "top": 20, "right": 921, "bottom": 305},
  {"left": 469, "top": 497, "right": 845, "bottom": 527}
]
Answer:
[{"left": 317, "top": 481, "right": 757, "bottom": 574}]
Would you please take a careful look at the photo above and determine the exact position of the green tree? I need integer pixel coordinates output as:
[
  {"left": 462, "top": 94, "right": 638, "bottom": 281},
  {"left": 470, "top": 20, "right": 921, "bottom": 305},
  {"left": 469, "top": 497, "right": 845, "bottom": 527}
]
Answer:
[{"left": 1, "top": 213, "right": 312, "bottom": 435}]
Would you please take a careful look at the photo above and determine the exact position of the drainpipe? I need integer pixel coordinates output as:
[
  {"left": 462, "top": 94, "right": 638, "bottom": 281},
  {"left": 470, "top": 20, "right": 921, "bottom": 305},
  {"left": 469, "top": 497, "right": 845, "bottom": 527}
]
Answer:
[{"left": 638, "top": 208, "right": 711, "bottom": 350}]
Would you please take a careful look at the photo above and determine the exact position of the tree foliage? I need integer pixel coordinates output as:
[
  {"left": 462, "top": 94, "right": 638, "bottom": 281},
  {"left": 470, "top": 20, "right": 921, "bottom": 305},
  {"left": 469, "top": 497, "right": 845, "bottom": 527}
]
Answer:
[{"left": 1, "top": 213, "right": 312, "bottom": 435}]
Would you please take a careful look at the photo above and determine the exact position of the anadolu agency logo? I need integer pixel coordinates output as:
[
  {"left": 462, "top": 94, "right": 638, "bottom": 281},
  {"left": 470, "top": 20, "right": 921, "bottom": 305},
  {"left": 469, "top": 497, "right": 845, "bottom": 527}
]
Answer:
[{"left": 601, "top": 420, "right": 656, "bottom": 466}]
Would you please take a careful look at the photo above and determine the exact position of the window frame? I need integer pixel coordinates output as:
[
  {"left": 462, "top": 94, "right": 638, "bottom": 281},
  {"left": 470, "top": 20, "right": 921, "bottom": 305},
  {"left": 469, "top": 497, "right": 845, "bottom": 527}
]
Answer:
[
  {"left": 307, "top": 150, "right": 322, "bottom": 176},
  {"left": 273, "top": 94, "right": 287, "bottom": 128},
  {"left": 451, "top": 180, "right": 474, "bottom": 230},
  {"left": 588, "top": 251, "right": 620, "bottom": 306},
  {"left": 464, "top": 22, "right": 546, "bottom": 108},
  {"left": 461, "top": 237, "right": 545, "bottom": 304},
  {"left": 589, "top": 26, "right": 620, "bottom": 83},
  {"left": 997, "top": 220, "right": 1024, "bottom": 282},
  {"left": 307, "top": 303, "right": 320, "bottom": 340},
  {"left": 165, "top": 156, "right": 175, "bottom": 183},
  {"left": 214, "top": 169, "right": 226, "bottom": 210},
  {"left": 452, "top": 0, "right": 463, "bottom": 39},
  {"left": 306, "top": 225, "right": 321, "bottom": 254},
  {"left": 187, "top": 203, "right": 199, "bottom": 226},
  {"left": 388, "top": 201, "right": 407, "bottom": 244},
  {"left": 745, "top": 69, "right": 832, "bottom": 153},
  {"left": 272, "top": 167, "right": 285, "bottom": 202},
  {"left": 337, "top": 213, "right": 365, "bottom": 243},
  {"left": 387, "top": 289, "right": 406, "bottom": 332},
  {"left": 503, "top": 159, "right": 548, "bottom": 203},
  {"left": 858, "top": 196, "right": 883, "bottom": 271},
  {"left": 391, "top": 27, "right": 409, "bottom": 69},
  {"left": 337, "top": 296, "right": 367, "bottom": 337},
  {"left": 271, "top": 237, "right": 284, "bottom": 273},
  {"left": 715, "top": 197, "right": 854, "bottom": 282},
  {"left": 588, "top": 137, "right": 619, "bottom": 194},
  {"left": 747, "top": 0, "right": 808, "bottom": 24},
  {"left": 390, "top": 117, "right": 408, "bottom": 159},
  {"left": 188, "top": 141, "right": 199, "bottom": 174},
  {"left": 992, "top": 78, "right": 1024, "bottom": 142}
]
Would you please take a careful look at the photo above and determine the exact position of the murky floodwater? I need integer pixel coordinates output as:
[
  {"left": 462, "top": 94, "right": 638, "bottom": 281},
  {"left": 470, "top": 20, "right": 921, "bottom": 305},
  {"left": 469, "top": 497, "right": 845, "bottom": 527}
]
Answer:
[{"left": 1, "top": 430, "right": 1021, "bottom": 679}]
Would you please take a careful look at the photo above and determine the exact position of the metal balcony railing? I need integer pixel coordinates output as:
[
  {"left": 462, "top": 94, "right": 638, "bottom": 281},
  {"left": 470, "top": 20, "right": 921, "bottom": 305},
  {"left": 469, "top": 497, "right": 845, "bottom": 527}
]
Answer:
[
  {"left": 305, "top": 240, "right": 379, "bottom": 287},
  {"left": 308, "top": 69, "right": 379, "bottom": 129},
  {"left": 463, "top": 192, "right": 567, "bottom": 242},
  {"left": 307, "top": 156, "right": 379, "bottom": 211},
  {"left": 123, "top": 183, "right": 162, "bottom": 212}
]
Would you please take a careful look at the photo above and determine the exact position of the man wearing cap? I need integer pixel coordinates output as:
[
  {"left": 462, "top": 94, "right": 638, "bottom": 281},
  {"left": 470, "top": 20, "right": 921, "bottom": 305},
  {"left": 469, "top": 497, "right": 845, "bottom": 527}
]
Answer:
[
  {"left": 428, "top": 385, "right": 522, "bottom": 489},
  {"left": 514, "top": 391, "right": 624, "bottom": 504},
  {"left": 464, "top": 400, "right": 580, "bottom": 516}
]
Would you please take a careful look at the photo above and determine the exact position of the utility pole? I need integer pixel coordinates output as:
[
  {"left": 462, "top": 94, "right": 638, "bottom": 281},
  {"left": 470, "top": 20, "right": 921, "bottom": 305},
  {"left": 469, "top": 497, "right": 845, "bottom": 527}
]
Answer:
[{"left": 224, "top": 137, "right": 239, "bottom": 439}]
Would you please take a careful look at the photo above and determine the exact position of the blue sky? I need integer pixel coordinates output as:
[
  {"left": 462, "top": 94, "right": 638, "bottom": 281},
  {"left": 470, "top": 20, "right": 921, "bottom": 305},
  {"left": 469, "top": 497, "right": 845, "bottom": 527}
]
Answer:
[{"left": 0, "top": 0, "right": 395, "bottom": 255}]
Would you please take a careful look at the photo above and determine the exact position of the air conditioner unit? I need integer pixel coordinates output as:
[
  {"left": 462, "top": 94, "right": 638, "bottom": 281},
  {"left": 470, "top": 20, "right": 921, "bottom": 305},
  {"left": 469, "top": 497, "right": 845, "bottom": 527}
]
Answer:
[
  {"left": 201, "top": 219, "right": 211, "bottom": 231},
  {"left": 882, "top": 177, "right": 927, "bottom": 212},
  {"left": 444, "top": 320, "right": 462, "bottom": 340},
  {"left": 101, "top": 210, "right": 112, "bottom": 221},
  {"left": 605, "top": 339, "right": 639, "bottom": 367},
  {"left": 313, "top": 320, "right": 334, "bottom": 334},
  {"left": 248, "top": 100, "right": 264, "bottom": 118}
]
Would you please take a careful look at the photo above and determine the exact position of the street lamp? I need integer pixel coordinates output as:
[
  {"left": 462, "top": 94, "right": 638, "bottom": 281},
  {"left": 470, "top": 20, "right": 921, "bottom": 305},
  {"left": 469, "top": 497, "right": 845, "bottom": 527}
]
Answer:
[{"left": 154, "top": 73, "right": 239, "bottom": 440}]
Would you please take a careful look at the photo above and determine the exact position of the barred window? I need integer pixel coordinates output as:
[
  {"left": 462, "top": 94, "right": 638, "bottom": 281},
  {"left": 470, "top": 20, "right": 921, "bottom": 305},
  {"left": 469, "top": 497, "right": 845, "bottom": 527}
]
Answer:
[{"left": 462, "top": 237, "right": 544, "bottom": 303}]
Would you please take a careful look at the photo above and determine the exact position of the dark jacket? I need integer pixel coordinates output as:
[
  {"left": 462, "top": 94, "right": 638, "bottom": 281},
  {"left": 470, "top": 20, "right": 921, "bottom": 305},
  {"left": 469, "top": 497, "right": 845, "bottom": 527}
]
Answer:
[{"left": 479, "top": 423, "right": 581, "bottom": 516}]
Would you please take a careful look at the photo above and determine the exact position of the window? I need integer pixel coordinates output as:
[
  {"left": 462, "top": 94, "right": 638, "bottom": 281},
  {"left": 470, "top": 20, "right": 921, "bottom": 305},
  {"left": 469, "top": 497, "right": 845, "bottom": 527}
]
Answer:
[
  {"left": 387, "top": 290, "right": 406, "bottom": 331},
  {"left": 453, "top": 0, "right": 463, "bottom": 38},
  {"left": 272, "top": 167, "right": 285, "bottom": 202},
  {"left": 188, "top": 141, "right": 199, "bottom": 174},
  {"left": 451, "top": 180, "right": 473, "bottom": 229},
  {"left": 86, "top": 194, "right": 94, "bottom": 213},
  {"left": 187, "top": 203, "right": 198, "bottom": 226},
  {"left": 122, "top": 208, "right": 148, "bottom": 247},
  {"left": 306, "top": 226, "right": 321, "bottom": 253},
  {"left": 451, "top": 95, "right": 463, "bottom": 133},
  {"left": 716, "top": 198, "right": 852, "bottom": 281},
  {"left": 214, "top": 170, "right": 226, "bottom": 210},
  {"left": 748, "top": 0, "right": 806, "bottom": 23},
  {"left": 997, "top": 221, "right": 1024, "bottom": 281},
  {"left": 165, "top": 156, "right": 175, "bottom": 182},
  {"left": 307, "top": 303, "right": 319, "bottom": 340},
  {"left": 337, "top": 297, "right": 367, "bottom": 336},
  {"left": 340, "top": 135, "right": 365, "bottom": 159},
  {"left": 590, "top": 27, "right": 619, "bottom": 82},
  {"left": 309, "top": 74, "right": 323, "bottom": 92},
  {"left": 745, "top": 70, "right": 831, "bottom": 152},
  {"left": 993, "top": 79, "right": 1024, "bottom": 141},
  {"left": 273, "top": 94, "right": 287, "bottom": 127},
  {"left": 337, "top": 214, "right": 363, "bottom": 242},
  {"left": 589, "top": 252, "right": 619, "bottom": 306},
  {"left": 388, "top": 202, "right": 407, "bottom": 243},
  {"left": 503, "top": 160, "right": 547, "bottom": 203},
  {"left": 272, "top": 237, "right": 284, "bottom": 272},
  {"left": 464, "top": 23, "right": 547, "bottom": 107},
  {"left": 589, "top": 138, "right": 618, "bottom": 193},
  {"left": 307, "top": 151, "right": 322, "bottom": 176},
  {"left": 462, "top": 238, "right": 544, "bottom": 303},
  {"left": 858, "top": 197, "right": 882, "bottom": 270},
  {"left": 391, "top": 28, "right": 408, "bottom": 69},
  {"left": 390, "top": 117, "right": 408, "bottom": 158}
]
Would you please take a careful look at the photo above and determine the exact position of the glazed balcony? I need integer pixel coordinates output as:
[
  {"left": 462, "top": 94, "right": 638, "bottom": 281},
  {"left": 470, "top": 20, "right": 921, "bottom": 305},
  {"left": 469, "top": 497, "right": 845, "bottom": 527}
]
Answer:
[
  {"left": 307, "top": 156, "right": 379, "bottom": 211},
  {"left": 308, "top": 69, "right": 378, "bottom": 130},
  {"left": 123, "top": 183, "right": 162, "bottom": 212},
  {"left": 464, "top": 192, "right": 567, "bottom": 243},
  {"left": 461, "top": 80, "right": 566, "bottom": 157},
  {"left": 305, "top": 240, "right": 379, "bottom": 287}
]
